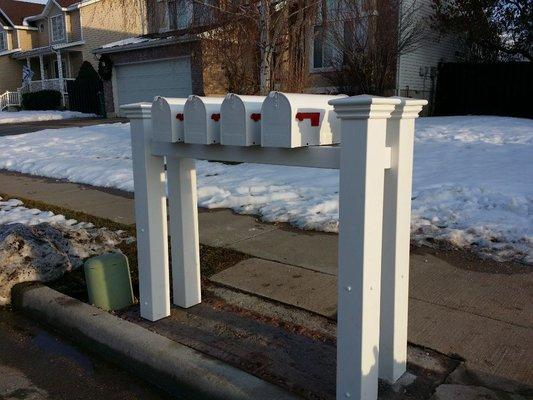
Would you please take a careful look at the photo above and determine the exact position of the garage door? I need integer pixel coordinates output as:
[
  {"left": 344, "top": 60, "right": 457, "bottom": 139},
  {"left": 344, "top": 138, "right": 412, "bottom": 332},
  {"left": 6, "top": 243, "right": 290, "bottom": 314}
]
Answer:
[{"left": 115, "top": 58, "right": 192, "bottom": 116}]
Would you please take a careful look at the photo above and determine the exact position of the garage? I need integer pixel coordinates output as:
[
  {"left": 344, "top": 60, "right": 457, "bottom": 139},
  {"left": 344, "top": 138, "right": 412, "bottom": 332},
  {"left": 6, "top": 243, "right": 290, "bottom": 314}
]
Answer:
[{"left": 115, "top": 57, "right": 192, "bottom": 116}]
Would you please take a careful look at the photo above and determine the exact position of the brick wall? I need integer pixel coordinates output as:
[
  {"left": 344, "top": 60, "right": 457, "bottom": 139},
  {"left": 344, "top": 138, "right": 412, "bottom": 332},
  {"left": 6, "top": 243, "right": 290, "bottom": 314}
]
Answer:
[{"left": 79, "top": 0, "right": 144, "bottom": 73}]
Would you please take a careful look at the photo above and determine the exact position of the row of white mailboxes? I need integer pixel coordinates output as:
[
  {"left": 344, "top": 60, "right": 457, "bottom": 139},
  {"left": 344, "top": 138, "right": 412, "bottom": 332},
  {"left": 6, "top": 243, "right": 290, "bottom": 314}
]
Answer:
[{"left": 151, "top": 92, "right": 348, "bottom": 148}]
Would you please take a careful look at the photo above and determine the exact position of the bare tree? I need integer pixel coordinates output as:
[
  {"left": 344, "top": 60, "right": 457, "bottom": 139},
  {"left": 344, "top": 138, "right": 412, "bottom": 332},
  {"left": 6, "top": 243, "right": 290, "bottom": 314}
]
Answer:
[
  {"left": 320, "top": 0, "right": 424, "bottom": 95},
  {"left": 111, "top": 0, "right": 320, "bottom": 94}
]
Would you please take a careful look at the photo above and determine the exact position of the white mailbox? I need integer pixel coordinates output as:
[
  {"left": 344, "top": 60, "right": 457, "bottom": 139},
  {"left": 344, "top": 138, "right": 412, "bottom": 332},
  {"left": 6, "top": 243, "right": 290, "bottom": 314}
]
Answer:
[
  {"left": 184, "top": 95, "right": 224, "bottom": 144},
  {"left": 261, "top": 92, "right": 347, "bottom": 148},
  {"left": 151, "top": 96, "right": 187, "bottom": 143},
  {"left": 220, "top": 94, "right": 265, "bottom": 146}
]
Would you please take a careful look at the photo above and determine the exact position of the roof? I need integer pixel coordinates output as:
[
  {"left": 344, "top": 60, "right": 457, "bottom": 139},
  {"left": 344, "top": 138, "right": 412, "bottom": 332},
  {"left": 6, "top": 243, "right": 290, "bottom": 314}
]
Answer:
[
  {"left": 0, "top": 0, "right": 44, "bottom": 25},
  {"left": 56, "top": 0, "right": 79, "bottom": 6},
  {"left": 94, "top": 34, "right": 199, "bottom": 55}
]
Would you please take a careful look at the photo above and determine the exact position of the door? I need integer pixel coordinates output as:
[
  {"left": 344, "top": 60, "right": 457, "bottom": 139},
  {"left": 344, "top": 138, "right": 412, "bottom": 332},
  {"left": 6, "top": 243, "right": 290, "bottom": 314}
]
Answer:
[{"left": 115, "top": 57, "right": 192, "bottom": 116}]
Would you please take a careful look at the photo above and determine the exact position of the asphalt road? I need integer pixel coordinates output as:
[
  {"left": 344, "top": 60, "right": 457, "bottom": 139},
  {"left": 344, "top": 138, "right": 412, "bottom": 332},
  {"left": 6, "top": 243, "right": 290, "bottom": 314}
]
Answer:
[
  {"left": 0, "top": 308, "right": 170, "bottom": 400},
  {"left": 0, "top": 118, "right": 128, "bottom": 137}
]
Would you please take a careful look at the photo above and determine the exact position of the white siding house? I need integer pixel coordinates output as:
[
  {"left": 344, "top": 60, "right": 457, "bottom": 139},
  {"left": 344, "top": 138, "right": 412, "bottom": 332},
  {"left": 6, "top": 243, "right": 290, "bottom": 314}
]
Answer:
[{"left": 396, "top": 0, "right": 459, "bottom": 99}]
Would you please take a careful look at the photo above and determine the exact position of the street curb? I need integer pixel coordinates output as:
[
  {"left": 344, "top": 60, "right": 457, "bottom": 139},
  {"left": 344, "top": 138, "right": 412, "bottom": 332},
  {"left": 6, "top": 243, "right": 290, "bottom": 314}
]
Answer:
[{"left": 12, "top": 283, "right": 298, "bottom": 400}]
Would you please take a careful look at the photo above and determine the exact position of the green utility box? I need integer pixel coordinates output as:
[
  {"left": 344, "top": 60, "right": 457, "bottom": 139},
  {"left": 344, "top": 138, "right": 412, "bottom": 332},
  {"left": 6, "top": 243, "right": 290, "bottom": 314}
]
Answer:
[{"left": 84, "top": 252, "right": 134, "bottom": 311}]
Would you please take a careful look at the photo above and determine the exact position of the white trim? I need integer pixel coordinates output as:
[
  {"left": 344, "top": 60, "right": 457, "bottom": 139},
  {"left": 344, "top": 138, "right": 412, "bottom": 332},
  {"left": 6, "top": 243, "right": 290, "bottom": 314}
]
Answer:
[
  {"left": 0, "top": 9, "right": 14, "bottom": 27},
  {"left": 111, "top": 65, "right": 119, "bottom": 116},
  {"left": 67, "top": 0, "right": 103, "bottom": 11},
  {"left": 24, "top": 1, "right": 66, "bottom": 25},
  {"left": 0, "top": 48, "right": 20, "bottom": 56},
  {"left": 13, "top": 25, "right": 38, "bottom": 31},
  {"left": 114, "top": 54, "right": 191, "bottom": 67}
]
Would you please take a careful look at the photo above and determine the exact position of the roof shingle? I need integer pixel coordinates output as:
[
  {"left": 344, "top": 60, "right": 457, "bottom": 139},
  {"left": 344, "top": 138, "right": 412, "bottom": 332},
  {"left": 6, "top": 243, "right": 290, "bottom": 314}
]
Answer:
[{"left": 0, "top": 0, "right": 45, "bottom": 25}]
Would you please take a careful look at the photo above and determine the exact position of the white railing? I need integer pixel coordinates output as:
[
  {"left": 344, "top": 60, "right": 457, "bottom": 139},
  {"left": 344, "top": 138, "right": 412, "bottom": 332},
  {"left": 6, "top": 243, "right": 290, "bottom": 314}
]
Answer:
[
  {"left": 19, "top": 78, "right": 74, "bottom": 94},
  {"left": 0, "top": 90, "right": 21, "bottom": 110},
  {"left": 123, "top": 93, "right": 426, "bottom": 400}
]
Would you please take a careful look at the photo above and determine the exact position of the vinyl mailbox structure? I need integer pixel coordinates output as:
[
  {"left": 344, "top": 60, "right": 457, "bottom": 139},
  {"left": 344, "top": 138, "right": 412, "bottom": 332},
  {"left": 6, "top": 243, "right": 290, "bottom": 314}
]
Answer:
[
  {"left": 261, "top": 92, "right": 347, "bottom": 148},
  {"left": 123, "top": 93, "right": 427, "bottom": 400},
  {"left": 184, "top": 95, "right": 224, "bottom": 144},
  {"left": 220, "top": 94, "right": 265, "bottom": 146},
  {"left": 151, "top": 96, "right": 187, "bottom": 142}
]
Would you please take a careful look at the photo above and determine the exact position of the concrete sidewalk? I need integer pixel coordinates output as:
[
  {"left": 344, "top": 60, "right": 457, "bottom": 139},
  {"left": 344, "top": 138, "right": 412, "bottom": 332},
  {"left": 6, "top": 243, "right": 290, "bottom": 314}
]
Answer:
[{"left": 0, "top": 170, "right": 531, "bottom": 392}]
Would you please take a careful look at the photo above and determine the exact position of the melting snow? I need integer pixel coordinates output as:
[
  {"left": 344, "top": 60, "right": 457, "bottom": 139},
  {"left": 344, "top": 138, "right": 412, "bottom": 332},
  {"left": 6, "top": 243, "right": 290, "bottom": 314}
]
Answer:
[{"left": 0, "top": 116, "right": 530, "bottom": 263}]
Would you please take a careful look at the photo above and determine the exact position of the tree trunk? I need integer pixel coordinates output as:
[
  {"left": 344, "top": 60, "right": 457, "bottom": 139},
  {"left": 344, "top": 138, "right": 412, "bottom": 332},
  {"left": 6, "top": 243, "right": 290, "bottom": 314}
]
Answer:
[{"left": 259, "top": 0, "right": 272, "bottom": 95}]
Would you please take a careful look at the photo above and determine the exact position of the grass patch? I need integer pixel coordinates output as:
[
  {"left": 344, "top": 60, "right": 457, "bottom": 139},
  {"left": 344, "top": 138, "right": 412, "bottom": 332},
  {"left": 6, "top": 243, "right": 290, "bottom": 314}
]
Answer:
[{"left": 1, "top": 193, "right": 250, "bottom": 299}]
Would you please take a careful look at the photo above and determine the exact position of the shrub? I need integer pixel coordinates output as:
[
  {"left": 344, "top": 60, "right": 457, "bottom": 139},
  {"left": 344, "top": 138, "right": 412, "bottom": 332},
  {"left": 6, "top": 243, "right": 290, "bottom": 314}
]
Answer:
[
  {"left": 21, "top": 90, "right": 62, "bottom": 110},
  {"left": 76, "top": 61, "right": 101, "bottom": 84}
]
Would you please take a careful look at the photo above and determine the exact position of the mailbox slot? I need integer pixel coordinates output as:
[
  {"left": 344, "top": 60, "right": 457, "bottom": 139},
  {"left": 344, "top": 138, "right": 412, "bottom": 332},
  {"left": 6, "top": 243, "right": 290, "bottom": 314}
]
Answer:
[
  {"left": 220, "top": 94, "right": 265, "bottom": 146},
  {"left": 151, "top": 97, "right": 187, "bottom": 143},
  {"left": 184, "top": 96, "right": 224, "bottom": 144},
  {"left": 261, "top": 92, "right": 347, "bottom": 148}
]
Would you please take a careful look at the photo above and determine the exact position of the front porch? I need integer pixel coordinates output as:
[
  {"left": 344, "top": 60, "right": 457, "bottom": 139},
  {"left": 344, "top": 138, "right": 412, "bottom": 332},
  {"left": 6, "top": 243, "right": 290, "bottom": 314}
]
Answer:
[{"left": 12, "top": 45, "right": 83, "bottom": 106}]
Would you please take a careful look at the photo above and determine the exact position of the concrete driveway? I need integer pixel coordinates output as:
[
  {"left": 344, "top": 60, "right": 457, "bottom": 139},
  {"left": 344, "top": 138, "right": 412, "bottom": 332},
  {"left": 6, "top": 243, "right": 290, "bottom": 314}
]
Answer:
[{"left": 0, "top": 118, "right": 128, "bottom": 137}]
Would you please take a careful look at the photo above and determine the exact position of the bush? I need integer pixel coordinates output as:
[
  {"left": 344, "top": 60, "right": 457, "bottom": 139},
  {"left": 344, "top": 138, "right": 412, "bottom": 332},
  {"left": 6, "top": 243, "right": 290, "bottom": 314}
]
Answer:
[
  {"left": 76, "top": 61, "right": 101, "bottom": 84},
  {"left": 21, "top": 90, "right": 62, "bottom": 110}
]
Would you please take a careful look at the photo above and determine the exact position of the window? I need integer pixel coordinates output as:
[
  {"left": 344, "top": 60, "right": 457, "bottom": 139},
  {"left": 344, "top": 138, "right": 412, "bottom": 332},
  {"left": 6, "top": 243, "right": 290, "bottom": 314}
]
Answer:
[
  {"left": 0, "top": 32, "right": 6, "bottom": 51},
  {"left": 313, "top": 25, "right": 334, "bottom": 69},
  {"left": 50, "top": 14, "right": 65, "bottom": 43},
  {"left": 311, "top": 0, "right": 366, "bottom": 70},
  {"left": 168, "top": 0, "right": 193, "bottom": 30},
  {"left": 196, "top": 0, "right": 216, "bottom": 26}
]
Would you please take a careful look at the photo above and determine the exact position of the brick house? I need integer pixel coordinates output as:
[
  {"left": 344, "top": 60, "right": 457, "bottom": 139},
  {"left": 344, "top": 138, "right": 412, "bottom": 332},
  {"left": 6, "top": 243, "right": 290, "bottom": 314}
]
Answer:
[
  {"left": 95, "top": 0, "right": 459, "bottom": 117},
  {"left": 0, "top": 0, "right": 144, "bottom": 108},
  {"left": 93, "top": 0, "right": 227, "bottom": 117}
]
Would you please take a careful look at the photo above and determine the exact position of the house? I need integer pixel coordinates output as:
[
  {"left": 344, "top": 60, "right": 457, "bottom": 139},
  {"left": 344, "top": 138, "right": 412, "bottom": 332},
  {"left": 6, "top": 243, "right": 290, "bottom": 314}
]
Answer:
[
  {"left": 0, "top": 0, "right": 45, "bottom": 94},
  {"left": 0, "top": 0, "right": 144, "bottom": 109},
  {"left": 95, "top": 0, "right": 459, "bottom": 117},
  {"left": 93, "top": 0, "right": 227, "bottom": 117}
]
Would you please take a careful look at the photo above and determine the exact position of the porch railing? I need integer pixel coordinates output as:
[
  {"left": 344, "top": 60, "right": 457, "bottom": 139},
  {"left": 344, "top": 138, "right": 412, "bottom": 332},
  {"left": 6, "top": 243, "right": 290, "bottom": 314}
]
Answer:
[
  {"left": 20, "top": 78, "right": 74, "bottom": 94},
  {"left": 0, "top": 91, "right": 21, "bottom": 110}
]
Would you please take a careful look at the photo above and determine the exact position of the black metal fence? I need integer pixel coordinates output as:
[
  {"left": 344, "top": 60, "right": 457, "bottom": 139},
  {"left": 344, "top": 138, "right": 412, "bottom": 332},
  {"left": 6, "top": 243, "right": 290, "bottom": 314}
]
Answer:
[
  {"left": 434, "top": 62, "right": 532, "bottom": 118},
  {"left": 66, "top": 79, "right": 105, "bottom": 116}
]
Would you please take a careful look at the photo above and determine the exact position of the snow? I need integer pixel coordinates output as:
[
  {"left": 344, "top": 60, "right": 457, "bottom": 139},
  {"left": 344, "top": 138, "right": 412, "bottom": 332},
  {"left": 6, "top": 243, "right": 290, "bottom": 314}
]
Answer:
[
  {"left": 0, "top": 111, "right": 96, "bottom": 124},
  {"left": 0, "top": 197, "right": 92, "bottom": 229},
  {"left": 0, "top": 116, "right": 530, "bottom": 264}
]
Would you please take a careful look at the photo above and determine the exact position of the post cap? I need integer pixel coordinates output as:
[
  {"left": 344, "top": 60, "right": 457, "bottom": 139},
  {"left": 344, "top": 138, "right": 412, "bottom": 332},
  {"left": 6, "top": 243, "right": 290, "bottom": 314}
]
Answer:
[
  {"left": 390, "top": 97, "right": 428, "bottom": 119},
  {"left": 329, "top": 94, "right": 401, "bottom": 119},
  {"left": 120, "top": 102, "right": 152, "bottom": 119}
]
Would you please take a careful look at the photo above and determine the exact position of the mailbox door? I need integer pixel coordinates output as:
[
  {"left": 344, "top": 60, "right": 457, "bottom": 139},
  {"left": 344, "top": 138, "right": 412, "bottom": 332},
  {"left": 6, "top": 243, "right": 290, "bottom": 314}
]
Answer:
[
  {"left": 184, "top": 97, "right": 208, "bottom": 144},
  {"left": 220, "top": 97, "right": 246, "bottom": 146},
  {"left": 261, "top": 93, "right": 292, "bottom": 148},
  {"left": 152, "top": 98, "right": 172, "bottom": 142}
]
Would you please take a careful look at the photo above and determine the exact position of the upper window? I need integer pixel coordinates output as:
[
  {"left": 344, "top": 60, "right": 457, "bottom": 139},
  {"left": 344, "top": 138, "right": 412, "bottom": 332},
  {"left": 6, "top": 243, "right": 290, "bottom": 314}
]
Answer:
[
  {"left": 0, "top": 32, "right": 6, "bottom": 51},
  {"left": 168, "top": 0, "right": 193, "bottom": 30},
  {"left": 196, "top": 0, "right": 216, "bottom": 26},
  {"left": 50, "top": 14, "right": 66, "bottom": 43}
]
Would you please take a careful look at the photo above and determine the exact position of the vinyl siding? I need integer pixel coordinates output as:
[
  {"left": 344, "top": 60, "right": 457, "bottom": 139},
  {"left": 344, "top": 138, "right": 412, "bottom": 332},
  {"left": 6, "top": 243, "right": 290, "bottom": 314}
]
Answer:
[
  {"left": 0, "top": 55, "right": 22, "bottom": 92},
  {"left": 396, "top": 0, "right": 459, "bottom": 97}
]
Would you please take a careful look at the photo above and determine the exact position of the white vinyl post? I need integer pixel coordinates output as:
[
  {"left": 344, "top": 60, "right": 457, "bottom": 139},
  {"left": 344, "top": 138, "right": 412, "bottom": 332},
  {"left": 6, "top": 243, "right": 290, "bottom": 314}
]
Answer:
[
  {"left": 166, "top": 157, "right": 202, "bottom": 308},
  {"left": 330, "top": 95, "right": 400, "bottom": 400},
  {"left": 121, "top": 103, "right": 170, "bottom": 322},
  {"left": 379, "top": 98, "right": 427, "bottom": 382},
  {"left": 39, "top": 55, "right": 45, "bottom": 86}
]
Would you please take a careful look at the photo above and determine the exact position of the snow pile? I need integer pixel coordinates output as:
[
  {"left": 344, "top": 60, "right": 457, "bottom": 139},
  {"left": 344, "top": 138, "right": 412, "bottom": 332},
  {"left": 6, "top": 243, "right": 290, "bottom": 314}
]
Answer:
[
  {"left": 0, "top": 116, "right": 530, "bottom": 264},
  {"left": 0, "top": 198, "right": 93, "bottom": 228},
  {"left": 0, "top": 110, "right": 96, "bottom": 124},
  {"left": 0, "top": 197, "right": 125, "bottom": 305}
]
